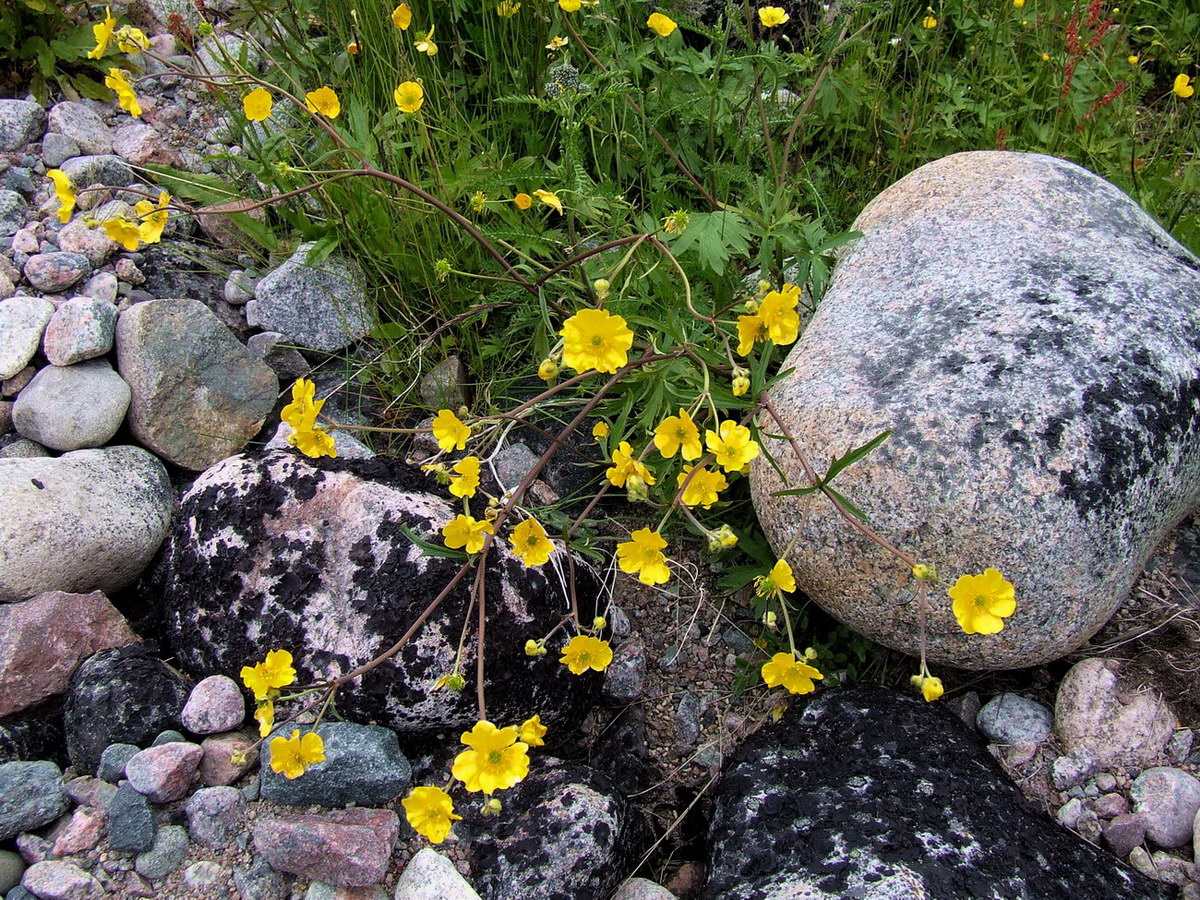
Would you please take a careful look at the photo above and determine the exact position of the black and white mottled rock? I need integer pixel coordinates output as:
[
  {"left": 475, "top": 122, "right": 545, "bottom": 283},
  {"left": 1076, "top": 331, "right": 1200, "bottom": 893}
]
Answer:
[
  {"left": 42, "top": 296, "right": 118, "bottom": 366},
  {"left": 0, "top": 761, "right": 69, "bottom": 841},
  {"left": 63, "top": 645, "right": 190, "bottom": 774},
  {"left": 41, "top": 133, "right": 80, "bottom": 169},
  {"left": 134, "top": 824, "right": 189, "bottom": 880},
  {"left": 976, "top": 693, "right": 1052, "bottom": 745},
  {"left": 116, "top": 298, "right": 278, "bottom": 470},
  {"left": 1130, "top": 767, "right": 1200, "bottom": 849},
  {"left": 233, "top": 854, "right": 290, "bottom": 900},
  {"left": 180, "top": 675, "right": 245, "bottom": 735},
  {"left": 751, "top": 151, "right": 1200, "bottom": 669},
  {"left": 107, "top": 781, "right": 157, "bottom": 853},
  {"left": 184, "top": 786, "right": 246, "bottom": 850},
  {"left": 470, "top": 759, "right": 649, "bottom": 900},
  {"left": 0, "top": 703, "right": 64, "bottom": 766},
  {"left": 250, "top": 243, "right": 371, "bottom": 351},
  {"left": 261, "top": 722, "right": 410, "bottom": 808},
  {"left": 47, "top": 102, "right": 113, "bottom": 157},
  {"left": 1055, "top": 658, "right": 1177, "bottom": 768},
  {"left": 11, "top": 359, "right": 130, "bottom": 451},
  {"left": 0, "top": 101, "right": 46, "bottom": 153},
  {"left": 146, "top": 451, "right": 604, "bottom": 734},
  {"left": 394, "top": 848, "right": 481, "bottom": 900},
  {"left": 0, "top": 190, "right": 26, "bottom": 237},
  {"left": 0, "top": 446, "right": 172, "bottom": 603},
  {"left": 0, "top": 296, "right": 54, "bottom": 381},
  {"left": 704, "top": 685, "right": 1165, "bottom": 899},
  {"left": 23, "top": 252, "right": 91, "bottom": 293}
]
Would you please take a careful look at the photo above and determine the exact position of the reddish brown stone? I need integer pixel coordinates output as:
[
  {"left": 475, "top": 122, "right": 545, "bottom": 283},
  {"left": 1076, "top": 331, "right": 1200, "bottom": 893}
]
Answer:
[
  {"left": 50, "top": 806, "right": 106, "bottom": 856},
  {"left": 252, "top": 807, "right": 398, "bottom": 887},
  {"left": 0, "top": 590, "right": 138, "bottom": 717},
  {"left": 199, "top": 731, "right": 258, "bottom": 787}
]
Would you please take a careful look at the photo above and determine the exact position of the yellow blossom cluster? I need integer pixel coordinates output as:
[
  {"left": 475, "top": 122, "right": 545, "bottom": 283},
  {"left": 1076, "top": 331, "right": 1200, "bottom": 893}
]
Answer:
[{"left": 280, "top": 378, "right": 337, "bottom": 458}]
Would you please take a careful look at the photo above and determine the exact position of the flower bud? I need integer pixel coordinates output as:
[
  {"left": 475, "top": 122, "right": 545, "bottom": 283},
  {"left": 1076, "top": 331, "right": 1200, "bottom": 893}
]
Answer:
[
  {"left": 911, "top": 563, "right": 938, "bottom": 582},
  {"left": 484, "top": 506, "right": 498, "bottom": 521},
  {"left": 803, "top": 647, "right": 817, "bottom": 660},
  {"left": 625, "top": 474, "right": 649, "bottom": 503},
  {"left": 732, "top": 375, "right": 751, "bottom": 397},
  {"left": 592, "top": 616, "right": 606, "bottom": 630},
  {"left": 482, "top": 798, "right": 503, "bottom": 815},
  {"left": 707, "top": 524, "right": 738, "bottom": 552},
  {"left": 197, "top": 21, "right": 215, "bottom": 37},
  {"left": 524, "top": 639, "right": 541, "bottom": 657},
  {"left": 762, "top": 610, "right": 777, "bottom": 629},
  {"left": 538, "top": 358, "right": 559, "bottom": 381},
  {"left": 434, "top": 258, "right": 452, "bottom": 282},
  {"left": 592, "top": 278, "right": 610, "bottom": 299},
  {"left": 743, "top": 299, "right": 759, "bottom": 315}
]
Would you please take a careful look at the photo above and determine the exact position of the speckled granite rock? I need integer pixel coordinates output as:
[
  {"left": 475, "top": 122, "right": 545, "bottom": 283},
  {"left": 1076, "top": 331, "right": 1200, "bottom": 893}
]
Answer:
[
  {"left": 250, "top": 243, "right": 371, "bottom": 352},
  {"left": 145, "top": 451, "right": 603, "bottom": 734},
  {"left": 704, "top": 685, "right": 1166, "bottom": 899},
  {"left": 11, "top": 359, "right": 131, "bottom": 451},
  {"left": 751, "top": 151, "right": 1200, "bottom": 669},
  {"left": 470, "top": 759, "right": 650, "bottom": 900},
  {"left": 116, "top": 298, "right": 278, "bottom": 470}
]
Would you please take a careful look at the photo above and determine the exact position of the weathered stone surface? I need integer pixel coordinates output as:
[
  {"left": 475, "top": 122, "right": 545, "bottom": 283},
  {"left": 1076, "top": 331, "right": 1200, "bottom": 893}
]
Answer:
[
  {"left": 705, "top": 685, "right": 1165, "bottom": 899},
  {"left": 470, "top": 760, "right": 649, "bottom": 900},
  {"left": 611, "top": 879, "right": 677, "bottom": 900},
  {"left": 265, "top": 421, "right": 376, "bottom": 460},
  {"left": 394, "top": 849, "right": 481, "bottom": 900},
  {"left": 253, "top": 807, "right": 399, "bottom": 888},
  {"left": 0, "top": 191, "right": 26, "bottom": 237},
  {"left": 195, "top": 198, "right": 267, "bottom": 250},
  {"left": 20, "top": 860, "right": 102, "bottom": 900},
  {"left": 56, "top": 219, "right": 118, "bottom": 268},
  {"left": 261, "top": 722, "right": 410, "bottom": 808},
  {"left": 47, "top": 102, "right": 113, "bottom": 156},
  {"left": 24, "top": 252, "right": 91, "bottom": 293},
  {"left": 64, "top": 645, "right": 190, "bottom": 774},
  {"left": 106, "top": 782, "right": 157, "bottom": 853},
  {"left": 146, "top": 452, "right": 603, "bottom": 734},
  {"left": 0, "top": 101, "right": 46, "bottom": 153},
  {"left": 134, "top": 824, "right": 189, "bottom": 880},
  {"left": 42, "top": 297, "right": 118, "bottom": 366},
  {"left": 0, "top": 296, "right": 54, "bottom": 381},
  {"left": 184, "top": 786, "right": 246, "bottom": 850},
  {"left": 751, "top": 151, "right": 1200, "bottom": 669},
  {"left": 1055, "top": 658, "right": 1177, "bottom": 768},
  {"left": 41, "top": 133, "right": 79, "bottom": 169},
  {"left": 11, "top": 359, "right": 130, "bottom": 451},
  {"left": 0, "top": 446, "right": 171, "bottom": 603},
  {"left": 0, "top": 590, "right": 138, "bottom": 717},
  {"left": 1130, "top": 767, "right": 1200, "bottom": 849},
  {"left": 0, "top": 761, "right": 69, "bottom": 842},
  {"left": 251, "top": 243, "right": 371, "bottom": 351},
  {"left": 59, "top": 156, "right": 133, "bottom": 211},
  {"left": 112, "top": 121, "right": 176, "bottom": 167},
  {"left": 180, "top": 675, "right": 245, "bottom": 735},
  {"left": 125, "top": 742, "right": 203, "bottom": 803},
  {"left": 116, "top": 298, "right": 278, "bottom": 470},
  {"left": 198, "top": 731, "right": 257, "bottom": 786},
  {"left": 50, "top": 806, "right": 105, "bottom": 856},
  {"left": 976, "top": 693, "right": 1053, "bottom": 745}
]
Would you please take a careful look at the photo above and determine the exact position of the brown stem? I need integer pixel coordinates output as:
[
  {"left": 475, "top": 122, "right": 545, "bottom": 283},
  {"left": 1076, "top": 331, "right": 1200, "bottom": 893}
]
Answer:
[
  {"left": 473, "top": 560, "right": 489, "bottom": 721},
  {"left": 534, "top": 234, "right": 651, "bottom": 288},
  {"left": 778, "top": 21, "right": 854, "bottom": 183}
]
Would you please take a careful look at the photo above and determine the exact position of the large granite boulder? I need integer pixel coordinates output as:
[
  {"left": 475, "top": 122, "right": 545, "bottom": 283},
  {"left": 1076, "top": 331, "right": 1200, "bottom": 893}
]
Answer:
[
  {"left": 145, "top": 451, "right": 604, "bottom": 734},
  {"left": 116, "top": 299, "right": 278, "bottom": 471},
  {"left": 0, "top": 446, "right": 172, "bottom": 603},
  {"left": 751, "top": 151, "right": 1200, "bottom": 669},
  {"left": 705, "top": 685, "right": 1165, "bottom": 899}
]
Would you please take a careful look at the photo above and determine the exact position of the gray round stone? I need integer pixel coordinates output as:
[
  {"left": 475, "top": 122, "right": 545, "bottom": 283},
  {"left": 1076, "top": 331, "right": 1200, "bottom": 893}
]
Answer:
[
  {"left": 260, "top": 722, "right": 411, "bottom": 808},
  {"left": 751, "top": 151, "right": 1200, "bottom": 669},
  {"left": 23, "top": 252, "right": 91, "bottom": 293},
  {"left": 180, "top": 675, "right": 245, "bottom": 735},
  {"left": 0, "top": 847, "right": 24, "bottom": 894},
  {"left": 41, "top": 133, "right": 80, "bottom": 169},
  {"left": 47, "top": 102, "right": 113, "bottom": 156},
  {"left": 0, "top": 100, "right": 46, "bottom": 153},
  {"left": 98, "top": 743, "right": 141, "bottom": 783},
  {"left": 0, "top": 190, "right": 26, "bottom": 237},
  {"left": 0, "top": 296, "right": 54, "bottom": 381},
  {"left": 184, "top": 786, "right": 245, "bottom": 850},
  {"left": 1130, "top": 766, "right": 1200, "bottom": 849},
  {"left": 42, "top": 296, "right": 118, "bottom": 366},
  {"left": 0, "top": 761, "right": 68, "bottom": 842},
  {"left": 976, "top": 693, "right": 1053, "bottom": 744},
  {"left": 12, "top": 359, "right": 130, "bottom": 451},
  {"left": 135, "top": 824, "right": 189, "bottom": 880},
  {"left": 251, "top": 242, "right": 371, "bottom": 351}
]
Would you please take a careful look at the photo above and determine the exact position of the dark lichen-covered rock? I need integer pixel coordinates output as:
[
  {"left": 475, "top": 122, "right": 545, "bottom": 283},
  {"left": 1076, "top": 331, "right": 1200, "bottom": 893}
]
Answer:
[
  {"left": 62, "top": 645, "right": 191, "bottom": 774},
  {"left": 260, "top": 722, "right": 410, "bottom": 808},
  {"left": 704, "top": 684, "right": 1166, "bottom": 899},
  {"left": 469, "top": 759, "right": 650, "bottom": 900},
  {"left": 751, "top": 151, "right": 1200, "bottom": 669},
  {"left": 146, "top": 451, "right": 604, "bottom": 735}
]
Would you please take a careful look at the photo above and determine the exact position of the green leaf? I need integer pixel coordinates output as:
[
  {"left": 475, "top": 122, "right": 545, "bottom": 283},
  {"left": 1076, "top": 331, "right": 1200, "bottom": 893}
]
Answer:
[
  {"left": 304, "top": 233, "right": 339, "bottom": 266},
  {"left": 141, "top": 165, "right": 239, "bottom": 205},
  {"left": 666, "top": 210, "right": 751, "bottom": 276},
  {"left": 821, "top": 429, "right": 890, "bottom": 485},
  {"left": 771, "top": 484, "right": 821, "bottom": 498},
  {"left": 399, "top": 525, "right": 467, "bottom": 560},
  {"left": 371, "top": 322, "right": 408, "bottom": 340},
  {"left": 824, "top": 486, "right": 871, "bottom": 524}
]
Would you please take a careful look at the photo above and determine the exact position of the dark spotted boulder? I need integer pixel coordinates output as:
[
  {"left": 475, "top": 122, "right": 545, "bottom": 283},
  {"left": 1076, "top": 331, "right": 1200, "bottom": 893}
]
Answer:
[
  {"left": 469, "top": 758, "right": 650, "bottom": 900},
  {"left": 751, "top": 151, "right": 1200, "bottom": 669},
  {"left": 145, "top": 451, "right": 603, "bottom": 735},
  {"left": 705, "top": 684, "right": 1165, "bottom": 899}
]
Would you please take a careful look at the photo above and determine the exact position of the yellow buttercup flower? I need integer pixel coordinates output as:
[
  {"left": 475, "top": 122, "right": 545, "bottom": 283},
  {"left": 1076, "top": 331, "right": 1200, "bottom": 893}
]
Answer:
[
  {"left": 705, "top": 420, "right": 760, "bottom": 472},
  {"left": 269, "top": 729, "right": 326, "bottom": 779},
  {"left": 101, "top": 217, "right": 143, "bottom": 251},
  {"left": 134, "top": 190, "right": 170, "bottom": 245},
  {"left": 1041, "top": 52, "right": 1051, "bottom": 61},
  {"left": 761, "top": 652, "right": 823, "bottom": 695},
  {"left": 560, "top": 308, "right": 634, "bottom": 374},
  {"left": 755, "top": 559, "right": 796, "bottom": 599},
  {"left": 243, "top": 88, "right": 273, "bottom": 121},
  {"left": 676, "top": 465, "right": 727, "bottom": 509},
  {"left": 911, "top": 673, "right": 944, "bottom": 702},
  {"left": 254, "top": 700, "right": 274, "bottom": 737},
  {"left": 394, "top": 81, "right": 424, "bottom": 113},
  {"left": 392, "top": 3, "right": 412, "bottom": 29},
  {"left": 948, "top": 568, "right": 1016, "bottom": 635},
  {"left": 281, "top": 377, "right": 337, "bottom": 459},
  {"left": 605, "top": 441, "right": 656, "bottom": 489},
  {"left": 758, "top": 6, "right": 789, "bottom": 27},
  {"left": 87, "top": 7, "right": 117, "bottom": 59},
  {"left": 452, "top": 721, "right": 530, "bottom": 794},
  {"left": 653, "top": 408, "right": 702, "bottom": 461},
  {"left": 922, "top": 14, "right": 937, "bottom": 28},
  {"left": 559, "top": 634, "right": 614, "bottom": 674},
  {"left": 240, "top": 649, "right": 298, "bottom": 700},
  {"left": 616, "top": 528, "right": 671, "bottom": 585},
  {"left": 305, "top": 86, "right": 341, "bottom": 118},
  {"left": 1127, "top": 55, "right": 1139, "bottom": 65},
  {"left": 1012, "top": 0, "right": 1024, "bottom": 7},
  {"left": 403, "top": 786, "right": 462, "bottom": 843},
  {"left": 511, "top": 518, "right": 555, "bottom": 567},
  {"left": 1174, "top": 74, "right": 1195, "bottom": 99},
  {"left": 46, "top": 170, "right": 75, "bottom": 224},
  {"left": 448, "top": 455, "right": 480, "bottom": 498},
  {"left": 737, "top": 284, "right": 799, "bottom": 355},
  {"left": 292, "top": 428, "right": 337, "bottom": 458},
  {"left": 592, "top": 421, "right": 609, "bottom": 440},
  {"left": 497, "top": 0, "right": 521, "bottom": 16},
  {"left": 518, "top": 715, "right": 547, "bottom": 747},
  {"left": 442, "top": 514, "right": 495, "bottom": 554},
  {"left": 533, "top": 189, "right": 563, "bottom": 214},
  {"left": 559, "top": 0, "right": 581, "bottom": 10},
  {"left": 116, "top": 25, "right": 150, "bottom": 53},
  {"left": 105, "top": 68, "right": 142, "bottom": 117},
  {"left": 514, "top": 192, "right": 533, "bottom": 210},
  {"left": 646, "top": 12, "right": 677, "bottom": 36},
  {"left": 546, "top": 35, "right": 569, "bottom": 51},
  {"left": 432, "top": 409, "right": 471, "bottom": 451},
  {"left": 415, "top": 26, "right": 438, "bottom": 56}
]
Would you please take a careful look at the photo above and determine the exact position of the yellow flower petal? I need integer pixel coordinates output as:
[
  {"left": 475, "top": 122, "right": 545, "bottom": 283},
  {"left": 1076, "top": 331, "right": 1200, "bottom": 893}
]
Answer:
[
  {"left": 394, "top": 81, "right": 424, "bottom": 114},
  {"left": 243, "top": 88, "right": 273, "bottom": 121},
  {"left": 646, "top": 12, "right": 677, "bottom": 36},
  {"left": 560, "top": 308, "right": 634, "bottom": 375},
  {"left": 392, "top": 3, "right": 412, "bottom": 29},
  {"left": 305, "top": 85, "right": 341, "bottom": 118}
]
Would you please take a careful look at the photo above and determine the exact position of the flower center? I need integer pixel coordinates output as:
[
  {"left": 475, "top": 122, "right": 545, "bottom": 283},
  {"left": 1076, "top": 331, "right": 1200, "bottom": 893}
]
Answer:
[
  {"left": 488, "top": 750, "right": 504, "bottom": 764},
  {"left": 974, "top": 595, "right": 988, "bottom": 609},
  {"left": 591, "top": 335, "right": 603, "bottom": 346}
]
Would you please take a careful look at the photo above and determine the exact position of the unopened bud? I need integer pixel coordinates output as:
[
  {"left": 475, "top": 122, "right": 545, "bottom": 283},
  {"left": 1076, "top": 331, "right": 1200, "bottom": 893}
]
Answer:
[
  {"left": 524, "top": 639, "right": 541, "bottom": 657},
  {"left": 762, "top": 610, "right": 777, "bottom": 629},
  {"left": 743, "top": 299, "right": 759, "bottom": 315},
  {"left": 197, "top": 21, "right": 215, "bottom": 37},
  {"left": 592, "top": 278, "right": 610, "bottom": 299},
  {"left": 626, "top": 474, "right": 649, "bottom": 503},
  {"left": 592, "top": 616, "right": 606, "bottom": 630},
  {"left": 482, "top": 798, "right": 503, "bottom": 815},
  {"left": 732, "top": 375, "right": 751, "bottom": 397},
  {"left": 911, "top": 563, "right": 938, "bottom": 582},
  {"left": 538, "top": 358, "right": 559, "bottom": 381},
  {"left": 434, "top": 258, "right": 452, "bottom": 282}
]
